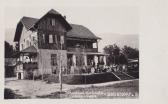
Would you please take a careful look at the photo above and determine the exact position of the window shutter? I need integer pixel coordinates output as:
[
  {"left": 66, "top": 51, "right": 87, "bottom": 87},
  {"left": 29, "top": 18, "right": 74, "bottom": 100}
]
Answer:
[
  {"left": 45, "top": 34, "right": 49, "bottom": 43},
  {"left": 42, "top": 34, "right": 45, "bottom": 43},
  {"left": 55, "top": 35, "right": 57, "bottom": 44},
  {"left": 60, "top": 35, "right": 64, "bottom": 44},
  {"left": 49, "top": 34, "right": 53, "bottom": 43}
]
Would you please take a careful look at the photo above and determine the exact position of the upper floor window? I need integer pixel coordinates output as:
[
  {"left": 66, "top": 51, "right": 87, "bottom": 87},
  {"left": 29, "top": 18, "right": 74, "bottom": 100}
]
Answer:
[
  {"left": 60, "top": 35, "right": 64, "bottom": 44},
  {"left": 49, "top": 34, "right": 53, "bottom": 43},
  {"left": 32, "top": 37, "right": 35, "bottom": 41},
  {"left": 45, "top": 34, "right": 49, "bottom": 43},
  {"left": 26, "top": 40, "right": 29, "bottom": 47},
  {"left": 42, "top": 34, "right": 45, "bottom": 43},
  {"left": 57, "top": 35, "right": 60, "bottom": 42},
  {"left": 21, "top": 44, "right": 24, "bottom": 50},
  {"left": 54, "top": 35, "right": 57, "bottom": 44},
  {"left": 51, "top": 18, "right": 55, "bottom": 26}
]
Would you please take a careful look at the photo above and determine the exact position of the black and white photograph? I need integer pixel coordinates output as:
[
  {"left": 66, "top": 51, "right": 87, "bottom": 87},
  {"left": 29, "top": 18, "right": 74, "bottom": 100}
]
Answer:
[
  {"left": 4, "top": 0, "right": 139, "bottom": 99},
  {"left": 2, "top": 0, "right": 168, "bottom": 104}
]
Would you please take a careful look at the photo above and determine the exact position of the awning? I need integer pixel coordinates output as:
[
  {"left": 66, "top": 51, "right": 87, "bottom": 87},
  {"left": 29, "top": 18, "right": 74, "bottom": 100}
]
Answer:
[{"left": 21, "top": 46, "right": 37, "bottom": 53}]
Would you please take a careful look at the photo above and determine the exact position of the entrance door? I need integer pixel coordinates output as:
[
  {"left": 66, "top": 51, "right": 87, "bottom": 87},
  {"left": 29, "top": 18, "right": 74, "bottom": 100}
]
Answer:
[
  {"left": 18, "top": 73, "right": 21, "bottom": 79},
  {"left": 51, "top": 54, "right": 57, "bottom": 74}
]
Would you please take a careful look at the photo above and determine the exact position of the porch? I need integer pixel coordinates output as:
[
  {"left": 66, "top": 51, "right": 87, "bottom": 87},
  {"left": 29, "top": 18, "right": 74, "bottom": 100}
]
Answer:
[
  {"left": 15, "top": 46, "right": 38, "bottom": 79},
  {"left": 66, "top": 52, "right": 108, "bottom": 74}
]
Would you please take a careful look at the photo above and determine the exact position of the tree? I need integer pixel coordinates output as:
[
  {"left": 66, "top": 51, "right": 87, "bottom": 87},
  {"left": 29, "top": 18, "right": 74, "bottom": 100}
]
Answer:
[
  {"left": 121, "top": 45, "right": 139, "bottom": 59},
  {"left": 5, "top": 41, "right": 14, "bottom": 58},
  {"left": 104, "top": 44, "right": 138, "bottom": 65},
  {"left": 118, "top": 52, "right": 128, "bottom": 64},
  {"left": 103, "top": 44, "right": 121, "bottom": 65},
  {"left": 15, "top": 42, "right": 19, "bottom": 52}
]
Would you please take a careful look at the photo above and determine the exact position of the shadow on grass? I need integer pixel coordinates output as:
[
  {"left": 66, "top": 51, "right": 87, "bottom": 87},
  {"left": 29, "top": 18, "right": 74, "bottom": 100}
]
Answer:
[
  {"left": 36, "top": 91, "right": 67, "bottom": 99},
  {"left": 4, "top": 88, "right": 30, "bottom": 99}
]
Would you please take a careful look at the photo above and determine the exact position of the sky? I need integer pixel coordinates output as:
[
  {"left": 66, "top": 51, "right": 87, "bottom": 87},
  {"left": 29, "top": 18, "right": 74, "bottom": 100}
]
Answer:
[{"left": 4, "top": 0, "right": 139, "bottom": 52}]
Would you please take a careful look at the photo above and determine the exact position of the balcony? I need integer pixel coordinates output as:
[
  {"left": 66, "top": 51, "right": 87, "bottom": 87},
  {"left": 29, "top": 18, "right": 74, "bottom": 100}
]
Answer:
[
  {"left": 67, "top": 47, "right": 98, "bottom": 53},
  {"left": 23, "top": 62, "right": 38, "bottom": 70}
]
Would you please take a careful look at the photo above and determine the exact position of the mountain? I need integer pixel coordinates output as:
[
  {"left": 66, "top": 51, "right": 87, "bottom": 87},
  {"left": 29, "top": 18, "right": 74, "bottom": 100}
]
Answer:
[{"left": 97, "top": 33, "right": 139, "bottom": 52}]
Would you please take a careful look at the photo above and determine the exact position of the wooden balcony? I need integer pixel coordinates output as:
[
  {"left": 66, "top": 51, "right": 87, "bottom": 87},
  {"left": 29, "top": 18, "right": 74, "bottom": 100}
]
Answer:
[
  {"left": 23, "top": 62, "right": 38, "bottom": 70},
  {"left": 67, "top": 47, "right": 98, "bottom": 52}
]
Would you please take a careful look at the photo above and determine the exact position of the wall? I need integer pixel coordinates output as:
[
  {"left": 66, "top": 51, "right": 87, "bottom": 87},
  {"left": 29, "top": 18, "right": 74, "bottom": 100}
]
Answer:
[
  {"left": 19, "top": 26, "right": 37, "bottom": 51},
  {"left": 37, "top": 16, "right": 67, "bottom": 50},
  {"left": 38, "top": 49, "right": 67, "bottom": 75}
]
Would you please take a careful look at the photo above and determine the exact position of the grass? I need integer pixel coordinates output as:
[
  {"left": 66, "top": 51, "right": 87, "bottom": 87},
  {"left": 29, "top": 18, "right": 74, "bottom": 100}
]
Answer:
[
  {"left": 37, "top": 80, "right": 139, "bottom": 99},
  {"left": 4, "top": 88, "right": 30, "bottom": 99}
]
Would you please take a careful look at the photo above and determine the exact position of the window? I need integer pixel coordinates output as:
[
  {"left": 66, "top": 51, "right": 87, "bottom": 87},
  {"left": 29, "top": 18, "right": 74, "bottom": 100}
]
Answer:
[
  {"left": 60, "top": 35, "right": 64, "bottom": 44},
  {"left": 42, "top": 34, "right": 45, "bottom": 43},
  {"left": 51, "top": 18, "right": 55, "bottom": 26},
  {"left": 51, "top": 54, "right": 57, "bottom": 66},
  {"left": 21, "top": 44, "right": 24, "bottom": 50},
  {"left": 93, "top": 43, "right": 97, "bottom": 48},
  {"left": 54, "top": 35, "right": 57, "bottom": 43},
  {"left": 33, "top": 37, "right": 35, "bottom": 41},
  {"left": 45, "top": 34, "right": 49, "bottom": 43},
  {"left": 49, "top": 34, "right": 53, "bottom": 43},
  {"left": 26, "top": 40, "right": 29, "bottom": 47},
  {"left": 57, "top": 35, "right": 60, "bottom": 42}
]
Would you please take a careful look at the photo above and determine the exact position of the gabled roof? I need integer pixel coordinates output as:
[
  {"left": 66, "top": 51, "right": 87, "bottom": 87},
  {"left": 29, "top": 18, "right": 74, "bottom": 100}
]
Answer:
[
  {"left": 14, "top": 17, "right": 38, "bottom": 42},
  {"left": 33, "top": 9, "right": 71, "bottom": 30},
  {"left": 14, "top": 9, "right": 100, "bottom": 42},
  {"left": 67, "top": 24, "right": 101, "bottom": 39},
  {"left": 21, "top": 46, "right": 37, "bottom": 53},
  {"left": 20, "top": 16, "right": 39, "bottom": 30},
  {"left": 47, "top": 9, "right": 61, "bottom": 15}
]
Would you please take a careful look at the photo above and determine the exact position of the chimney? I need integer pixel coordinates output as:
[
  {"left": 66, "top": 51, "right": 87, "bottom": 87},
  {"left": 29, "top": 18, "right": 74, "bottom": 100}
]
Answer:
[{"left": 63, "top": 15, "right": 66, "bottom": 19}]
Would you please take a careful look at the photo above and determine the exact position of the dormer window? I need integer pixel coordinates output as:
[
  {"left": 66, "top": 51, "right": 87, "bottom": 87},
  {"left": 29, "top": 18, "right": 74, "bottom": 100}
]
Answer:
[{"left": 51, "top": 18, "right": 55, "bottom": 26}]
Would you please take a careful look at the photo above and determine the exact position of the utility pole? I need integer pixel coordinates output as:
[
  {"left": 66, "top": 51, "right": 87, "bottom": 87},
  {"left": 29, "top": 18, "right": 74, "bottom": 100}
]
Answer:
[
  {"left": 59, "top": 35, "right": 64, "bottom": 92},
  {"left": 59, "top": 44, "right": 62, "bottom": 92}
]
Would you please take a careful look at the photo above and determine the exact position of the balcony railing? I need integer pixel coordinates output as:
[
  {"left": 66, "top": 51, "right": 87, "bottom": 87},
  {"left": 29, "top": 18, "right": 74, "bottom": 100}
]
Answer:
[
  {"left": 23, "top": 62, "right": 38, "bottom": 70},
  {"left": 67, "top": 47, "right": 98, "bottom": 52}
]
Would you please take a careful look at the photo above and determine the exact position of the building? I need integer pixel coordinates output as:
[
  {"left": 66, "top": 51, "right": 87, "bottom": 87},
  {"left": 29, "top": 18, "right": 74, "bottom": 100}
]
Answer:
[{"left": 14, "top": 9, "right": 107, "bottom": 79}]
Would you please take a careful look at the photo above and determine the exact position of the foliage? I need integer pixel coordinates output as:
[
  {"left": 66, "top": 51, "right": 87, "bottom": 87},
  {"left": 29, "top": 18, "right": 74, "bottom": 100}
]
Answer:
[
  {"left": 103, "top": 44, "right": 121, "bottom": 65},
  {"left": 15, "top": 42, "right": 19, "bottom": 52},
  {"left": 5, "top": 41, "right": 14, "bottom": 58},
  {"left": 103, "top": 44, "right": 139, "bottom": 65},
  {"left": 122, "top": 45, "right": 139, "bottom": 59}
]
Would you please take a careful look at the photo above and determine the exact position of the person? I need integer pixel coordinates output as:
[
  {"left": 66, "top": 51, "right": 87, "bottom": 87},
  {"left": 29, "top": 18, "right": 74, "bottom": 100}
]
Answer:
[
  {"left": 91, "top": 60, "right": 95, "bottom": 67},
  {"left": 70, "top": 66, "right": 74, "bottom": 74},
  {"left": 91, "top": 67, "right": 95, "bottom": 73}
]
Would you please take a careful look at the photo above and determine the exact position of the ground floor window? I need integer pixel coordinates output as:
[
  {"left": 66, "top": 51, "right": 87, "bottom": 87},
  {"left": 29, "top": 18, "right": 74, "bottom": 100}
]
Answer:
[{"left": 51, "top": 54, "right": 57, "bottom": 66}]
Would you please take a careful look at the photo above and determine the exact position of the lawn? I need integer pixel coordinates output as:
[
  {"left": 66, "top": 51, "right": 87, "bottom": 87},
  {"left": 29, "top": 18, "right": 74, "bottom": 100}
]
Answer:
[
  {"left": 5, "top": 79, "right": 138, "bottom": 99},
  {"left": 37, "top": 79, "right": 139, "bottom": 99}
]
